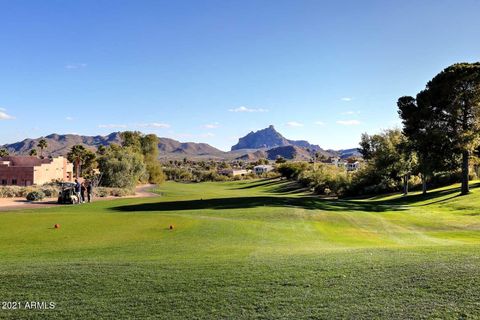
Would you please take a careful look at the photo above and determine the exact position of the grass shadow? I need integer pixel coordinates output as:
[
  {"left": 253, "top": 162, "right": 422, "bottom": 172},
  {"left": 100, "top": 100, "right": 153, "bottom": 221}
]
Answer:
[
  {"left": 233, "top": 178, "right": 284, "bottom": 190},
  {"left": 370, "top": 182, "right": 480, "bottom": 207},
  {"left": 111, "top": 196, "right": 406, "bottom": 213}
]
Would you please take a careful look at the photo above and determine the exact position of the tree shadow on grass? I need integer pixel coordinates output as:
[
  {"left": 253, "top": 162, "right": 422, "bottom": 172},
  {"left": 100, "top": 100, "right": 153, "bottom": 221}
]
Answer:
[
  {"left": 112, "top": 181, "right": 480, "bottom": 214},
  {"left": 232, "top": 178, "right": 283, "bottom": 190},
  {"left": 369, "top": 182, "right": 480, "bottom": 207},
  {"left": 111, "top": 196, "right": 406, "bottom": 213},
  {"left": 232, "top": 179, "right": 310, "bottom": 195}
]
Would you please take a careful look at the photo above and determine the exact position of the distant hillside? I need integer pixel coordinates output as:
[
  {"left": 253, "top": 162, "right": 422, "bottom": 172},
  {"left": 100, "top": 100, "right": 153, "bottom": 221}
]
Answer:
[
  {"left": 1, "top": 128, "right": 359, "bottom": 161},
  {"left": 231, "top": 125, "right": 323, "bottom": 151},
  {"left": 266, "top": 145, "right": 311, "bottom": 161},
  {"left": 338, "top": 148, "right": 362, "bottom": 159},
  {"left": 3, "top": 132, "right": 122, "bottom": 156},
  {"left": 2, "top": 133, "right": 224, "bottom": 158}
]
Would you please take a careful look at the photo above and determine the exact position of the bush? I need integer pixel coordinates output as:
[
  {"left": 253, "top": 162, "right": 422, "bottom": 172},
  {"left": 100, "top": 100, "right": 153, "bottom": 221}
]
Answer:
[
  {"left": 299, "top": 164, "right": 350, "bottom": 196},
  {"left": 0, "top": 186, "right": 55, "bottom": 198},
  {"left": 278, "top": 162, "right": 309, "bottom": 179},
  {"left": 26, "top": 191, "right": 45, "bottom": 202},
  {"left": 94, "top": 187, "right": 135, "bottom": 198},
  {"left": 94, "top": 188, "right": 109, "bottom": 198},
  {"left": 41, "top": 187, "right": 58, "bottom": 197}
]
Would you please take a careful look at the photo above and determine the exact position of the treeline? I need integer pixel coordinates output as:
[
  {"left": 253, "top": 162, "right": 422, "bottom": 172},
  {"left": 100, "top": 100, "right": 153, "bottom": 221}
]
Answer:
[
  {"left": 279, "top": 63, "right": 480, "bottom": 197},
  {"left": 163, "top": 159, "right": 274, "bottom": 182},
  {"left": 67, "top": 131, "right": 165, "bottom": 189}
]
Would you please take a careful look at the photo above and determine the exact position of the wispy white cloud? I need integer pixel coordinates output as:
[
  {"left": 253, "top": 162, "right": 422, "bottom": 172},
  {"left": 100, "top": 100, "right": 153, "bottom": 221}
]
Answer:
[
  {"left": 341, "top": 97, "right": 353, "bottom": 102},
  {"left": 65, "top": 63, "right": 87, "bottom": 70},
  {"left": 200, "top": 132, "right": 215, "bottom": 138},
  {"left": 203, "top": 122, "right": 220, "bottom": 129},
  {"left": 286, "top": 121, "right": 304, "bottom": 128},
  {"left": 341, "top": 110, "right": 360, "bottom": 115},
  {"left": 314, "top": 121, "right": 325, "bottom": 126},
  {"left": 228, "top": 106, "right": 268, "bottom": 113},
  {"left": 65, "top": 116, "right": 74, "bottom": 121},
  {"left": 137, "top": 122, "right": 171, "bottom": 129},
  {"left": 98, "top": 124, "right": 128, "bottom": 129},
  {"left": 336, "top": 119, "right": 361, "bottom": 126},
  {"left": 0, "top": 108, "right": 15, "bottom": 120}
]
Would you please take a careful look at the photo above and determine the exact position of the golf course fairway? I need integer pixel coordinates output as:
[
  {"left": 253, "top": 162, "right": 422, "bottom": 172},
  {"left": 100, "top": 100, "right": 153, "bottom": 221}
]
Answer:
[{"left": 0, "top": 179, "right": 479, "bottom": 319}]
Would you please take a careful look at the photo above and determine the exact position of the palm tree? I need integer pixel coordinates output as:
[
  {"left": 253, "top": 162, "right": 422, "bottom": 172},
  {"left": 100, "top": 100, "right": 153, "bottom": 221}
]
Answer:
[
  {"left": 29, "top": 149, "right": 38, "bottom": 157},
  {"left": 67, "top": 145, "right": 88, "bottom": 178},
  {"left": 0, "top": 148, "right": 9, "bottom": 157},
  {"left": 37, "top": 139, "right": 48, "bottom": 158}
]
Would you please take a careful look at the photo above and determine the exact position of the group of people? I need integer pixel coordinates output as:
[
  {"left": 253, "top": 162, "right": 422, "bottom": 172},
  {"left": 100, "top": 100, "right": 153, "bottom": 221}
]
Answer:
[{"left": 74, "top": 179, "right": 94, "bottom": 204}]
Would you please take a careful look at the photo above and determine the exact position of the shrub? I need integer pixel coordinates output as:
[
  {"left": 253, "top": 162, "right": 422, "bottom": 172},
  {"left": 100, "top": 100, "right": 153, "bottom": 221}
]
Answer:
[
  {"left": 41, "top": 187, "right": 58, "bottom": 197},
  {"left": 26, "top": 191, "right": 45, "bottom": 202},
  {"left": 94, "top": 187, "right": 135, "bottom": 198},
  {"left": 277, "top": 162, "right": 309, "bottom": 179},
  {"left": 94, "top": 188, "right": 109, "bottom": 198},
  {"left": 299, "top": 164, "right": 350, "bottom": 196}
]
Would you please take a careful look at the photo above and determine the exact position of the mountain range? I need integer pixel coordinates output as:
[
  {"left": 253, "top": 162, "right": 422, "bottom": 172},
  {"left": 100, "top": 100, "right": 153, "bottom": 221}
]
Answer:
[{"left": 1, "top": 126, "right": 360, "bottom": 161}]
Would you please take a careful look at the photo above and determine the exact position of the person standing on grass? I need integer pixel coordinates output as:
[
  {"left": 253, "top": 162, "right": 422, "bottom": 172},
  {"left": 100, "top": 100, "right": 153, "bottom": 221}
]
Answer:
[
  {"left": 87, "top": 180, "right": 94, "bottom": 203},
  {"left": 74, "top": 179, "right": 81, "bottom": 204},
  {"left": 80, "top": 182, "right": 86, "bottom": 204}
]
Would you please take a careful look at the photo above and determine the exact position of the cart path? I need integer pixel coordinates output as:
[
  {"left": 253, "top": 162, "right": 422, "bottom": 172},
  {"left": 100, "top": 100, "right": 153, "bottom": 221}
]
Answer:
[{"left": 0, "top": 184, "right": 158, "bottom": 212}]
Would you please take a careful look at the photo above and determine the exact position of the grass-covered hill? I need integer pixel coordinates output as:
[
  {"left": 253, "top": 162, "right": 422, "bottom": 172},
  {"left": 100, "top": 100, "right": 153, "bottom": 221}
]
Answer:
[{"left": 0, "top": 179, "right": 478, "bottom": 319}]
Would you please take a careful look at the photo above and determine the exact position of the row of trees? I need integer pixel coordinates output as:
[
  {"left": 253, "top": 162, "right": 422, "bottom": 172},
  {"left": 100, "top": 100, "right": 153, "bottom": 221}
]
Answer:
[
  {"left": 65, "top": 131, "right": 165, "bottom": 189},
  {"left": 397, "top": 63, "right": 480, "bottom": 195},
  {"left": 276, "top": 63, "right": 480, "bottom": 197}
]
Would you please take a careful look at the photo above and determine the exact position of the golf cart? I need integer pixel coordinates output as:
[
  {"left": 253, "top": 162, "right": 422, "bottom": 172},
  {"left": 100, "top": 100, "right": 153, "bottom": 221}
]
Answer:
[{"left": 57, "top": 182, "right": 79, "bottom": 204}]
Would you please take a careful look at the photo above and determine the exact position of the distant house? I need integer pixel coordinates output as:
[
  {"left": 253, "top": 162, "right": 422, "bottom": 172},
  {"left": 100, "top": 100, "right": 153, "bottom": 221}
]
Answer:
[
  {"left": 253, "top": 165, "right": 274, "bottom": 175},
  {"left": 0, "top": 156, "right": 73, "bottom": 186},
  {"left": 219, "top": 169, "right": 250, "bottom": 177},
  {"left": 329, "top": 157, "right": 346, "bottom": 168},
  {"left": 346, "top": 159, "right": 360, "bottom": 171}
]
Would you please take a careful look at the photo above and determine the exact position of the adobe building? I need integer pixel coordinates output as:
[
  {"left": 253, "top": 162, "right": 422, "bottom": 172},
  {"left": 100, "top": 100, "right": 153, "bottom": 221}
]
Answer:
[{"left": 0, "top": 156, "right": 73, "bottom": 186}]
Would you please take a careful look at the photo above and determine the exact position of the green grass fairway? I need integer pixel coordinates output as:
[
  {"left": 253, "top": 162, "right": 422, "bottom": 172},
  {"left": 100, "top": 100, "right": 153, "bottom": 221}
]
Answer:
[{"left": 0, "top": 179, "right": 479, "bottom": 319}]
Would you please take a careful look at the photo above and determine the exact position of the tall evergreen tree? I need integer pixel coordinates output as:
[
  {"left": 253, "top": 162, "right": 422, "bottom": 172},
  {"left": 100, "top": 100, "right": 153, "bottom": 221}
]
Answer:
[{"left": 400, "top": 63, "right": 480, "bottom": 195}]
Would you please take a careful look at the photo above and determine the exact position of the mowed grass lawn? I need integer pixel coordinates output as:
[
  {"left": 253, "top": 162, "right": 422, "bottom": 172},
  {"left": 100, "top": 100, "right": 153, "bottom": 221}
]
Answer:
[{"left": 0, "top": 179, "right": 479, "bottom": 319}]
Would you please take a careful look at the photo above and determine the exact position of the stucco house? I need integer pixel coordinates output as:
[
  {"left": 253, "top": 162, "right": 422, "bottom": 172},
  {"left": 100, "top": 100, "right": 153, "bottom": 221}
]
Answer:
[
  {"left": 346, "top": 159, "right": 360, "bottom": 171},
  {"left": 253, "top": 165, "right": 274, "bottom": 175},
  {"left": 0, "top": 156, "right": 73, "bottom": 186}
]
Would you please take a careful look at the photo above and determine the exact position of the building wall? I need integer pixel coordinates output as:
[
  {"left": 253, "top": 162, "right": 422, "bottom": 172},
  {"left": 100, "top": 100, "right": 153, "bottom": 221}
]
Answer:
[
  {"left": 0, "top": 165, "right": 34, "bottom": 186},
  {"left": 33, "top": 157, "right": 73, "bottom": 185},
  {"left": 0, "top": 156, "right": 73, "bottom": 186}
]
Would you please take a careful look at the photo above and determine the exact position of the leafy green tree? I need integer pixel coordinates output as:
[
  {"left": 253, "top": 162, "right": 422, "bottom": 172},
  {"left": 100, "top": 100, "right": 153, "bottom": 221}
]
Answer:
[
  {"left": 0, "top": 148, "right": 9, "bottom": 157},
  {"left": 141, "top": 134, "right": 165, "bottom": 184},
  {"left": 119, "top": 131, "right": 165, "bottom": 184},
  {"left": 97, "top": 145, "right": 107, "bottom": 155},
  {"left": 359, "top": 129, "right": 415, "bottom": 195},
  {"left": 97, "top": 145, "right": 147, "bottom": 188},
  {"left": 120, "top": 131, "right": 142, "bottom": 153},
  {"left": 29, "top": 149, "right": 38, "bottom": 156},
  {"left": 275, "top": 156, "right": 287, "bottom": 164},
  {"left": 277, "top": 162, "right": 309, "bottom": 180},
  {"left": 37, "top": 139, "right": 48, "bottom": 158}
]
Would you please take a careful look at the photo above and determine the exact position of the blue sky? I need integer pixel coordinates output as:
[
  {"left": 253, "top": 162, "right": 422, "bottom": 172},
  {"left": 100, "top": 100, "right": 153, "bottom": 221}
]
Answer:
[{"left": 1, "top": 0, "right": 479, "bottom": 151}]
